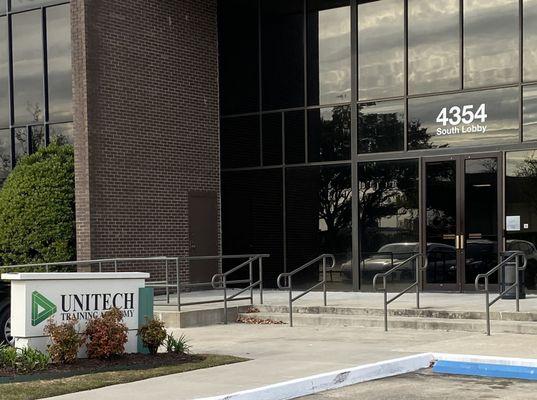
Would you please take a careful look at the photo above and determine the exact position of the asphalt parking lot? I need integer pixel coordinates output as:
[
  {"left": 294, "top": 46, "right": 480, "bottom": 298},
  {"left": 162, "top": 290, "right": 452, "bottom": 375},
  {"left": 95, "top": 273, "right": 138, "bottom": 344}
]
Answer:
[{"left": 299, "top": 369, "right": 537, "bottom": 400}]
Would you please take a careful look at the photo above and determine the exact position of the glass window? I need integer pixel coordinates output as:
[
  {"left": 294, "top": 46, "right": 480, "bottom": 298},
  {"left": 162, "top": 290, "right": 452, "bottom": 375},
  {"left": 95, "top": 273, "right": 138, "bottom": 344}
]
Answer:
[
  {"left": 307, "top": 0, "right": 350, "bottom": 105},
  {"left": 218, "top": 0, "right": 259, "bottom": 115},
  {"left": 262, "top": 113, "right": 282, "bottom": 166},
  {"left": 0, "top": 129, "right": 10, "bottom": 185},
  {"left": 523, "top": 85, "right": 537, "bottom": 142},
  {"left": 49, "top": 122, "right": 73, "bottom": 145},
  {"left": 284, "top": 110, "right": 305, "bottom": 164},
  {"left": 47, "top": 4, "right": 72, "bottom": 122},
  {"left": 524, "top": 0, "right": 537, "bottom": 81},
  {"left": 408, "top": 87, "right": 519, "bottom": 150},
  {"left": 0, "top": 17, "right": 8, "bottom": 128},
  {"left": 12, "top": 10, "right": 44, "bottom": 125},
  {"left": 222, "top": 169, "right": 284, "bottom": 284},
  {"left": 221, "top": 116, "right": 260, "bottom": 169},
  {"left": 358, "top": 0, "right": 404, "bottom": 101},
  {"left": 286, "top": 165, "right": 352, "bottom": 289},
  {"left": 14, "top": 126, "right": 27, "bottom": 162},
  {"left": 10, "top": 0, "right": 61, "bottom": 12},
  {"left": 408, "top": 0, "right": 460, "bottom": 94},
  {"left": 506, "top": 150, "right": 537, "bottom": 290},
  {"left": 261, "top": 0, "right": 304, "bottom": 110},
  {"left": 463, "top": 0, "right": 519, "bottom": 88},
  {"left": 308, "top": 105, "right": 351, "bottom": 162},
  {"left": 358, "top": 100, "right": 404, "bottom": 153},
  {"left": 358, "top": 159, "right": 419, "bottom": 290}
]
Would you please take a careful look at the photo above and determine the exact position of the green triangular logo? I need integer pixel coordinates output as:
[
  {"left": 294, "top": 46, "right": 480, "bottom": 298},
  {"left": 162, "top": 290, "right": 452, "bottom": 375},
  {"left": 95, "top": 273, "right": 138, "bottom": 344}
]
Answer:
[{"left": 31, "top": 291, "right": 57, "bottom": 326}]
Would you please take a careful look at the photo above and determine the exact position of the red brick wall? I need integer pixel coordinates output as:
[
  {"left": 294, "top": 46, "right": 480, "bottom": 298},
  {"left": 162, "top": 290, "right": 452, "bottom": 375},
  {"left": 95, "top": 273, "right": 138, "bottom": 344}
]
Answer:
[{"left": 71, "top": 0, "right": 221, "bottom": 282}]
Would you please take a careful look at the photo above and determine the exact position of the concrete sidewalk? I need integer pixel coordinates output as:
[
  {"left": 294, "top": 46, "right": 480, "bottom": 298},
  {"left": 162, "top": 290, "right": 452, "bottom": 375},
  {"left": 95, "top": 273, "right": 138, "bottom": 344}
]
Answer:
[{"left": 47, "top": 323, "right": 537, "bottom": 400}]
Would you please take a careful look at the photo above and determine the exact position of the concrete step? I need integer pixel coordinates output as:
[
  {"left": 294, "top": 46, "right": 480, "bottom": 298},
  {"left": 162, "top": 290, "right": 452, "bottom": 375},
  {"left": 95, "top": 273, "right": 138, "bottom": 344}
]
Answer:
[
  {"left": 254, "top": 304, "right": 537, "bottom": 322},
  {"left": 239, "top": 311, "right": 537, "bottom": 335},
  {"left": 155, "top": 306, "right": 239, "bottom": 328}
]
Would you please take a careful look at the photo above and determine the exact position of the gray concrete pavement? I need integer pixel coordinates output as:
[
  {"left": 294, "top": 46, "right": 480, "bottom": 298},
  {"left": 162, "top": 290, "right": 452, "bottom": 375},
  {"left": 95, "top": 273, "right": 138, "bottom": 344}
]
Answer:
[
  {"left": 299, "top": 370, "right": 537, "bottom": 400},
  {"left": 47, "top": 322, "right": 537, "bottom": 400}
]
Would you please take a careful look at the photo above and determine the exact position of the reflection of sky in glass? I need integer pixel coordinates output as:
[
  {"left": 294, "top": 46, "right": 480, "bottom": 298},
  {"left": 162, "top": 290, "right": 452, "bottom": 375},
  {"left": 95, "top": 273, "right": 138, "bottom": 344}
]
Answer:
[
  {"left": 315, "top": 6, "right": 350, "bottom": 105},
  {"left": 12, "top": 10, "right": 43, "bottom": 125},
  {"left": 408, "top": 87, "right": 519, "bottom": 149},
  {"left": 47, "top": 5, "right": 72, "bottom": 122},
  {"left": 408, "top": 0, "right": 460, "bottom": 94},
  {"left": 50, "top": 122, "right": 73, "bottom": 145},
  {"left": 358, "top": 0, "right": 404, "bottom": 100},
  {"left": 11, "top": 0, "right": 57, "bottom": 12},
  {"left": 506, "top": 149, "right": 537, "bottom": 176},
  {"left": 464, "top": 0, "right": 519, "bottom": 88},
  {"left": 523, "top": 85, "right": 537, "bottom": 141},
  {"left": 524, "top": 0, "right": 537, "bottom": 81}
]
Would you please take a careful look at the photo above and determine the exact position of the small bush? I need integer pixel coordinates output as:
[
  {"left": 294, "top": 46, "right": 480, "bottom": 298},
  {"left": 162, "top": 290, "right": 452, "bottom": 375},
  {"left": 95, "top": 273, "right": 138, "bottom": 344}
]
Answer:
[
  {"left": 85, "top": 308, "right": 128, "bottom": 360},
  {"left": 0, "top": 344, "right": 49, "bottom": 373},
  {"left": 165, "top": 333, "right": 190, "bottom": 354},
  {"left": 44, "top": 318, "right": 85, "bottom": 364},
  {"left": 138, "top": 318, "right": 167, "bottom": 355}
]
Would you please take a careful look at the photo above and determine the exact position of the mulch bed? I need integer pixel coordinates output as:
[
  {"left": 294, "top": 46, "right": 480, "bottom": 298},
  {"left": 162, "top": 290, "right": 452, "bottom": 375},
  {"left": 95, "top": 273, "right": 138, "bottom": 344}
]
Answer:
[{"left": 0, "top": 352, "right": 202, "bottom": 381}]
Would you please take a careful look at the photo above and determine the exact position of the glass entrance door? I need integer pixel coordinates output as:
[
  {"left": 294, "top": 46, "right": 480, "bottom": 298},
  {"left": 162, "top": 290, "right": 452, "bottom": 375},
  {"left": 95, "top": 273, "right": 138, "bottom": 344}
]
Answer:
[{"left": 422, "top": 154, "right": 501, "bottom": 291}]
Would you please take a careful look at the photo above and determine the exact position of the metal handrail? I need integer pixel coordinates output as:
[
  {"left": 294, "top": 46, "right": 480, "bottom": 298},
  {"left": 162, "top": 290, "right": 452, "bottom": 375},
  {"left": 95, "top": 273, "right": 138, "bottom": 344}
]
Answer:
[
  {"left": 372, "top": 253, "right": 428, "bottom": 332},
  {"left": 474, "top": 251, "right": 527, "bottom": 335},
  {"left": 211, "top": 254, "right": 269, "bottom": 323},
  {"left": 276, "top": 254, "right": 336, "bottom": 327}
]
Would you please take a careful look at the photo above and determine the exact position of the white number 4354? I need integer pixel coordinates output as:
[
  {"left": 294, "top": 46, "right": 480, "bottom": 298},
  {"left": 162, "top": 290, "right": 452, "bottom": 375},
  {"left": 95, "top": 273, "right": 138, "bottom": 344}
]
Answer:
[{"left": 436, "top": 104, "right": 487, "bottom": 126}]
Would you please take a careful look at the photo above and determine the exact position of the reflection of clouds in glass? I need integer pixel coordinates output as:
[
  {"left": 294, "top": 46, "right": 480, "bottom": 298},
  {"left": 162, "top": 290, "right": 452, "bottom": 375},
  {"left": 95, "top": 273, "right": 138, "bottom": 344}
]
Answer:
[
  {"left": 47, "top": 4, "right": 72, "bottom": 122},
  {"left": 358, "top": 0, "right": 404, "bottom": 100},
  {"left": 408, "top": 0, "right": 460, "bottom": 94},
  {"left": 524, "top": 0, "right": 537, "bottom": 81},
  {"left": 464, "top": 0, "right": 519, "bottom": 88},
  {"left": 523, "top": 85, "right": 537, "bottom": 141},
  {"left": 317, "top": 6, "right": 350, "bottom": 104},
  {"left": 506, "top": 149, "right": 537, "bottom": 175},
  {"left": 12, "top": 10, "right": 44, "bottom": 125},
  {"left": 408, "top": 87, "right": 519, "bottom": 149}
]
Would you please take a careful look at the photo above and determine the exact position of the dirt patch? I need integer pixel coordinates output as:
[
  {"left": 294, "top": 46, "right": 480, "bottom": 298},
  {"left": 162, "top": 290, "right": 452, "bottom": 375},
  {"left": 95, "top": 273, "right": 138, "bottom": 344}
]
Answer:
[{"left": 237, "top": 315, "right": 285, "bottom": 324}]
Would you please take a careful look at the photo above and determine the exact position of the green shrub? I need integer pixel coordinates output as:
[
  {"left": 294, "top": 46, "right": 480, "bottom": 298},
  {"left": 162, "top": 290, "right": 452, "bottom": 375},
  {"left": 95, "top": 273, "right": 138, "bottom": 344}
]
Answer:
[
  {"left": 85, "top": 308, "right": 128, "bottom": 360},
  {"left": 164, "top": 333, "right": 190, "bottom": 354},
  {"left": 0, "top": 143, "right": 75, "bottom": 267},
  {"left": 138, "top": 318, "right": 167, "bottom": 355},
  {"left": 0, "top": 344, "right": 49, "bottom": 373},
  {"left": 44, "top": 318, "right": 85, "bottom": 364}
]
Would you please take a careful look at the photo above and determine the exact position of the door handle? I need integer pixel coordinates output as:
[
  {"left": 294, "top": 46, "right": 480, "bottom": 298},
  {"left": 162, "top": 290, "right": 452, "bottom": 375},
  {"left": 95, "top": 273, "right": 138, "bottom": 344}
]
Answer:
[{"left": 460, "top": 234, "right": 464, "bottom": 250}]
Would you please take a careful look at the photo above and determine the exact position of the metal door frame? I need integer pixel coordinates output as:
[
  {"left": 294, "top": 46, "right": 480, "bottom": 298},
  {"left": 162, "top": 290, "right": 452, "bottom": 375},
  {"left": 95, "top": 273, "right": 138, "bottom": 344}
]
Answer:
[{"left": 421, "top": 152, "right": 503, "bottom": 292}]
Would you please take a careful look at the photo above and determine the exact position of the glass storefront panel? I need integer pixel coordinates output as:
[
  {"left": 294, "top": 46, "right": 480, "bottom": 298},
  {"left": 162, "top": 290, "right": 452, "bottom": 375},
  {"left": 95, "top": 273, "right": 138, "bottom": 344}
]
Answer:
[
  {"left": 284, "top": 110, "right": 305, "bottom": 165},
  {"left": 222, "top": 169, "right": 284, "bottom": 285},
  {"left": 221, "top": 116, "right": 260, "bottom": 169},
  {"left": 49, "top": 122, "right": 73, "bottom": 145},
  {"left": 358, "top": 0, "right": 404, "bottom": 101},
  {"left": 46, "top": 4, "right": 72, "bottom": 122},
  {"left": 358, "top": 99, "right": 404, "bottom": 154},
  {"left": 218, "top": 0, "right": 259, "bottom": 115},
  {"left": 308, "top": 105, "right": 351, "bottom": 162},
  {"left": 12, "top": 10, "right": 44, "bottom": 125},
  {"left": 523, "top": 85, "right": 537, "bottom": 142},
  {"left": 408, "top": 87, "right": 519, "bottom": 150},
  {"left": 261, "top": 0, "right": 304, "bottom": 110},
  {"left": 262, "top": 113, "right": 282, "bottom": 166},
  {"left": 506, "top": 150, "right": 537, "bottom": 290},
  {"left": 307, "top": 0, "right": 351, "bottom": 106},
  {"left": 0, "top": 17, "right": 8, "bottom": 128},
  {"left": 11, "top": 0, "right": 63, "bottom": 12},
  {"left": 358, "top": 159, "right": 419, "bottom": 290},
  {"left": 0, "top": 129, "right": 10, "bottom": 186},
  {"left": 286, "top": 165, "right": 352, "bottom": 290},
  {"left": 524, "top": 0, "right": 537, "bottom": 82},
  {"left": 463, "top": 0, "right": 519, "bottom": 88},
  {"left": 408, "top": 0, "right": 460, "bottom": 95}
]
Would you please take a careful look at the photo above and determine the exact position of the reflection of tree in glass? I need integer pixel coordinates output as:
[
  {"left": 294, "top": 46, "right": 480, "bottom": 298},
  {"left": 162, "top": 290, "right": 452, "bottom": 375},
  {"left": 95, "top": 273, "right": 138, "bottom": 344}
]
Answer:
[
  {"left": 515, "top": 156, "right": 537, "bottom": 214},
  {"left": 408, "top": 119, "right": 437, "bottom": 149},
  {"left": 49, "top": 125, "right": 71, "bottom": 146},
  {"left": 319, "top": 105, "right": 350, "bottom": 160},
  {"left": 318, "top": 167, "right": 351, "bottom": 256},
  {"left": 358, "top": 161, "right": 419, "bottom": 252},
  {"left": 358, "top": 103, "right": 404, "bottom": 153}
]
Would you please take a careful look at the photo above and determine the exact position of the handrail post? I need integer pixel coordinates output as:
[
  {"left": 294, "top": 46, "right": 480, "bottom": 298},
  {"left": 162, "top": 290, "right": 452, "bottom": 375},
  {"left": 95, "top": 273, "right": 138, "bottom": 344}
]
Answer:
[
  {"left": 416, "top": 256, "right": 420, "bottom": 309},
  {"left": 323, "top": 256, "right": 327, "bottom": 307},
  {"left": 249, "top": 257, "right": 254, "bottom": 305},
  {"left": 176, "top": 258, "right": 181, "bottom": 312},
  {"left": 223, "top": 275, "right": 228, "bottom": 324},
  {"left": 516, "top": 254, "right": 520, "bottom": 312},
  {"left": 165, "top": 259, "right": 170, "bottom": 304},
  {"left": 259, "top": 257, "right": 264, "bottom": 304},
  {"left": 289, "top": 275, "right": 293, "bottom": 327},
  {"left": 486, "top": 284, "right": 490, "bottom": 336},
  {"left": 114, "top": 260, "right": 117, "bottom": 273},
  {"left": 383, "top": 276, "right": 388, "bottom": 332},
  {"left": 99, "top": 262, "right": 102, "bottom": 272}
]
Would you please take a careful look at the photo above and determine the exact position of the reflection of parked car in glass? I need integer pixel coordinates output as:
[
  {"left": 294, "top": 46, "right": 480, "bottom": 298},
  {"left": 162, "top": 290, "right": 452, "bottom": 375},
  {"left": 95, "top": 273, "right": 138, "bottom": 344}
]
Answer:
[
  {"left": 342, "top": 242, "right": 457, "bottom": 284},
  {"left": 507, "top": 239, "right": 537, "bottom": 289}
]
